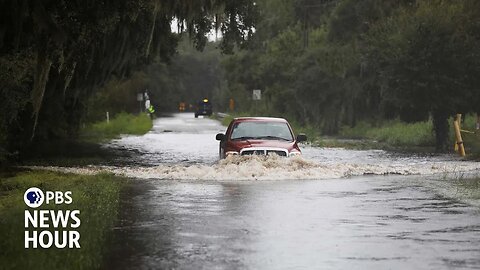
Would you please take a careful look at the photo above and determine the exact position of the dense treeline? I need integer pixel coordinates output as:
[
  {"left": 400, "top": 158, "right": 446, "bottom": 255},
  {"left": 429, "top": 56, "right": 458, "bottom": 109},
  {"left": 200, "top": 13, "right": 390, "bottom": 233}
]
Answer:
[
  {"left": 2, "top": 0, "right": 479, "bottom": 162},
  {"left": 86, "top": 37, "right": 226, "bottom": 120},
  {"left": 221, "top": 0, "right": 480, "bottom": 150},
  {"left": 0, "top": 0, "right": 256, "bottom": 161}
]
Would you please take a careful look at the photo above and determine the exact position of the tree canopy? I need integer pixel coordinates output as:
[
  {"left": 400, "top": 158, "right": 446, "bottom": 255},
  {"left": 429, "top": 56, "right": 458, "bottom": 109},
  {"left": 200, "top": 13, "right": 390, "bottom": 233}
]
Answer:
[
  {"left": 0, "top": 0, "right": 256, "bottom": 159},
  {"left": 2, "top": 0, "right": 479, "bottom": 161},
  {"left": 221, "top": 0, "right": 480, "bottom": 150}
]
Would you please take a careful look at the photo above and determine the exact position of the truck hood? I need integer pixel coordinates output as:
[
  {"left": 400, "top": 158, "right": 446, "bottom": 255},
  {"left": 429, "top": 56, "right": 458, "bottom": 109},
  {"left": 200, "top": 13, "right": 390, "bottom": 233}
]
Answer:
[{"left": 231, "top": 140, "right": 295, "bottom": 150}]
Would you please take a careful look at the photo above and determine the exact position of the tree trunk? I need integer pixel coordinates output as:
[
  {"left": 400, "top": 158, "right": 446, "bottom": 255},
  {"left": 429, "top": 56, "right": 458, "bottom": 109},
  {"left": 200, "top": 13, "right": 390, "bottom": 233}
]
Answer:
[
  {"left": 145, "top": 1, "right": 159, "bottom": 59},
  {"left": 432, "top": 110, "right": 449, "bottom": 152},
  {"left": 30, "top": 38, "right": 52, "bottom": 140}
]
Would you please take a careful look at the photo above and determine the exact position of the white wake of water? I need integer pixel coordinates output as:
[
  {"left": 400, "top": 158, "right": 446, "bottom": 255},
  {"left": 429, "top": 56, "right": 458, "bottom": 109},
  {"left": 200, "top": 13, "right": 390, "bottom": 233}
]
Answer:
[{"left": 27, "top": 155, "right": 480, "bottom": 181}]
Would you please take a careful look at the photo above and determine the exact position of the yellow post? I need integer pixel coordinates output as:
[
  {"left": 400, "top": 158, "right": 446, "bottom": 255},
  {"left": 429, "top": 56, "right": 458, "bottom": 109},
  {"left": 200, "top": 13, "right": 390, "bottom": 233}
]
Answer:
[
  {"left": 229, "top": 98, "right": 235, "bottom": 111},
  {"left": 454, "top": 114, "right": 461, "bottom": 152},
  {"left": 456, "top": 114, "right": 462, "bottom": 125},
  {"left": 453, "top": 114, "right": 466, "bottom": 157}
]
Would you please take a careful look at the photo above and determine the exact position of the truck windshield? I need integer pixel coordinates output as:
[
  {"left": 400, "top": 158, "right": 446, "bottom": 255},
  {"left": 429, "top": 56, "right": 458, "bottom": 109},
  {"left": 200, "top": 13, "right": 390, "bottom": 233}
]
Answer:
[{"left": 230, "top": 121, "right": 293, "bottom": 141}]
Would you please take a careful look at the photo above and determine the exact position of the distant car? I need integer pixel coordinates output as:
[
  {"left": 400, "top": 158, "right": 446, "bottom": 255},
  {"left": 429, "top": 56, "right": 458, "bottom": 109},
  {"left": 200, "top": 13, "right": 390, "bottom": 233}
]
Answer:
[
  {"left": 195, "top": 98, "right": 212, "bottom": 118},
  {"left": 215, "top": 117, "right": 307, "bottom": 158}
]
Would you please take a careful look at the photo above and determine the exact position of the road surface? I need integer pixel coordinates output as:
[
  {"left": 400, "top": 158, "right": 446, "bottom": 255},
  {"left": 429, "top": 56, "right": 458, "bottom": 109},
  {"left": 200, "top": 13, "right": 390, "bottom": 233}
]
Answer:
[{"left": 104, "top": 113, "right": 480, "bottom": 270}]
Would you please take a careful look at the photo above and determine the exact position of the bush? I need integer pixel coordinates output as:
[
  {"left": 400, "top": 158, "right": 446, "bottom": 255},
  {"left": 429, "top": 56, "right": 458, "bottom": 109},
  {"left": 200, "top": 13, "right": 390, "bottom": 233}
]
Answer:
[
  {"left": 340, "top": 120, "right": 435, "bottom": 147},
  {"left": 81, "top": 112, "right": 153, "bottom": 142}
]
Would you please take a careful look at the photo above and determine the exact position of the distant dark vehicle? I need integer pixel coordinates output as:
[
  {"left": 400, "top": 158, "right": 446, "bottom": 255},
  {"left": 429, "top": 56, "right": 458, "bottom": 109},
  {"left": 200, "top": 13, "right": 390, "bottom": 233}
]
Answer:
[{"left": 195, "top": 99, "right": 212, "bottom": 118}]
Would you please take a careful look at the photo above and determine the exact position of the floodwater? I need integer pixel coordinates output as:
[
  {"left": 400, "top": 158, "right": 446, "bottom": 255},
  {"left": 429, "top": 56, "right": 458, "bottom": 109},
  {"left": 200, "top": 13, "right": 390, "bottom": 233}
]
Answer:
[{"left": 99, "top": 113, "right": 480, "bottom": 269}]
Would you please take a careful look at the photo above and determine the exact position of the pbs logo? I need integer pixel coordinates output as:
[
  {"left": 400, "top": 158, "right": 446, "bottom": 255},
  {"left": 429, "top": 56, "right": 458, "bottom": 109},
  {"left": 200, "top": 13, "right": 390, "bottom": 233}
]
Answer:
[
  {"left": 24, "top": 187, "right": 73, "bottom": 208},
  {"left": 24, "top": 187, "right": 44, "bottom": 208}
]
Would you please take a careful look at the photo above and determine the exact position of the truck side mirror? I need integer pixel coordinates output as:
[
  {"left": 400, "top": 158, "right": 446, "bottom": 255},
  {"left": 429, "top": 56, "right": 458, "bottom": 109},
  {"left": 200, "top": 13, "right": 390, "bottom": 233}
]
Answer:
[
  {"left": 216, "top": 133, "right": 226, "bottom": 141},
  {"left": 296, "top": 134, "right": 307, "bottom": 142}
]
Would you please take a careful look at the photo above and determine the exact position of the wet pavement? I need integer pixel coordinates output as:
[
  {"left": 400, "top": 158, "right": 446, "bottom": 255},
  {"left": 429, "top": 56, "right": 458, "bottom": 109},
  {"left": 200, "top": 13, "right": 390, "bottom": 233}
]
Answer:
[
  {"left": 105, "top": 113, "right": 225, "bottom": 165},
  {"left": 104, "top": 113, "right": 480, "bottom": 269}
]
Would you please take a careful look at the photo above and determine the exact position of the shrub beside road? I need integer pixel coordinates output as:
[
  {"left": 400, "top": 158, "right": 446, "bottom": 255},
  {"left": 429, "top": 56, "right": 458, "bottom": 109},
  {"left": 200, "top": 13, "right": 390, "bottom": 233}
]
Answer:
[{"left": 81, "top": 112, "right": 153, "bottom": 142}]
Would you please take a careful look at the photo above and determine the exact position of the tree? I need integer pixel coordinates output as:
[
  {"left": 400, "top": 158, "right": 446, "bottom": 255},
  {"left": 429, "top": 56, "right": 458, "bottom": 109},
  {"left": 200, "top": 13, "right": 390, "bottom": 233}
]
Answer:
[
  {"left": 0, "top": 0, "right": 257, "bottom": 159},
  {"left": 364, "top": 1, "right": 480, "bottom": 150}
]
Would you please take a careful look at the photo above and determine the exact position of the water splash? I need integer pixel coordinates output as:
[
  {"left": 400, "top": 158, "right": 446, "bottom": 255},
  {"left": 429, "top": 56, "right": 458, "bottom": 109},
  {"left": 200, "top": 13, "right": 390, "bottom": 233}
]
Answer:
[{"left": 27, "top": 155, "right": 480, "bottom": 181}]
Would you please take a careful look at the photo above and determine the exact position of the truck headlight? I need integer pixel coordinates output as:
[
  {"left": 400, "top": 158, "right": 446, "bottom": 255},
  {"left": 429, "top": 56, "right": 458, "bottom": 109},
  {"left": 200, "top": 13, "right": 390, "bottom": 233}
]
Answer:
[
  {"left": 289, "top": 150, "right": 301, "bottom": 157},
  {"left": 226, "top": 151, "right": 239, "bottom": 156}
]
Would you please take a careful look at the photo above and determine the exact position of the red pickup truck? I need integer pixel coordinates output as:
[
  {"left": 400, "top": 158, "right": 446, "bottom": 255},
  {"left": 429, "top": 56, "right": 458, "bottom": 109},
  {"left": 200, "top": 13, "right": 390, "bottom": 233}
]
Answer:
[{"left": 215, "top": 117, "right": 307, "bottom": 158}]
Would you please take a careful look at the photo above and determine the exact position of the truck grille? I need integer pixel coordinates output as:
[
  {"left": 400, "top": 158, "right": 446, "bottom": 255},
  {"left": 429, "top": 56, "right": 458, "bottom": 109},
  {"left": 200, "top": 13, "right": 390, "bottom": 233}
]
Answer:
[
  {"left": 241, "top": 150, "right": 287, "bottom": 156},
  {"left": 241, "top": 150, "right": 265, "bottom": 155},
  {"left": 266, "top": 150, "right": 287, "bottom": 156}
]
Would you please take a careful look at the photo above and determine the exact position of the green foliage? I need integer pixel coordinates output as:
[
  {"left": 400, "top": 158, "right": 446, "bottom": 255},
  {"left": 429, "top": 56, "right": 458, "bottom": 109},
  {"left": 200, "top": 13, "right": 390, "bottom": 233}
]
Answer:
[
  {"left": 156, "top": 38, "right": 227, "bottom": 111},
  {"left": 220, "top": 114, "right": 235, "bottom": 127},
  {"left": 0, "top": 0, "right": 257, "bottom": 162},
  {"left": 220, "top": 0, "right": 480, "bottom": 151},
  {"left": 340, "top": 120, "right": 435, "bottom": 147},
  {"left": 0, "top": 170, "right": 126, "bottom": 270},
  {"left": 461, "top": 115, "right": 480, "bottom": 157},
  {"left": 81, "top": 112, "right": 153, "bottom": 142},
  {"left": 363, "top": 1, "right": 480, "bottom": 149},
  {"left": 87, "top": 72, "right": 150, "bottom": 121},
  {"left": 464, "top": 133, "right": 480, "bottom": 158},
  {"left": 285, "top": 118, "right": 320, "bottom": 143},
  {"left": 452, "top": 177, "right": 480, "bottom": 200}
]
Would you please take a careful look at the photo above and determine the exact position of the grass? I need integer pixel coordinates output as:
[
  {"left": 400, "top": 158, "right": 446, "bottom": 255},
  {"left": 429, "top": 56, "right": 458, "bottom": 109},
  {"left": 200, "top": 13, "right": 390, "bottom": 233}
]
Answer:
[
  {"left": 221, "top": 114, "right": 234, "bottom": 126},
  {"left": 216, "top": 112, "right": 434, "bottom": 150},
  {"left": 443, "top": 172, "right": 480, "bottom": 199},
  {"left": 449, "top": 173, "right": 480, "bottom": 200},
  {"left": 454, "top": 178, "right": 480, "bottom": 200},
  {"left": 0, "top": 170, "right": 126, "bottom": 270},
  {"left": 461, "top": 116, "right": 480, "bottom": 157},
  {"left": 218, "top": 112, "right": 435, "bottom": 150},
  {"left": 338, "top": 115, "right": 480, "bottom": 153},
  {"left": 19, "top": 112, "right": 152, "bottom": 167},
  {"left": 81, "top": 112, "right": 153, "bottom": 142},
  {"left": 285, "top": 119, "right": 320, "bottom": 144},
  {"left": 217, "top": 112, "right": 480, "bottom": 155},
  {"left": 463, "top": 132, "right": 480, "bottom": 159},
  {"left": 339, "top": 120, "right": 435, "bottom": 147},
  {"left": 212, "top": 112, "right": 250, "bottom": 127}
]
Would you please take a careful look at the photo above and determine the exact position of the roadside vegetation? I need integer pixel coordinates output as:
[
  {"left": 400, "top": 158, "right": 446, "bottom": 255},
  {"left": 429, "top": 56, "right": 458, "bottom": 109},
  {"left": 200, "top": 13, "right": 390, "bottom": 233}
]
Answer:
[
  {"left": 11, "top": 112, "right": 153, "bottom": 167},
  {"left": 339, "top": 120, "right": 434, "bottom": 148},
  {"left": 81, "top": 112, "right": 153, "bottom": 143},
  {"left": 217, "top": 0, "right": 480, "bottom": 153},
  {"left": 0, "top": 0, "right": 256, "bottom": 164},
  {"left": 0, "top": 170, "right": 126, "bottom": 270},
  {"left": 338, "top": 115, "right": 480, "bottom": 154},
  {"left": 219, "top": 112, "right": 480, "bottom": 155},
  {"left": 453, "top": 177, "right": 480, "bottom": 200}
]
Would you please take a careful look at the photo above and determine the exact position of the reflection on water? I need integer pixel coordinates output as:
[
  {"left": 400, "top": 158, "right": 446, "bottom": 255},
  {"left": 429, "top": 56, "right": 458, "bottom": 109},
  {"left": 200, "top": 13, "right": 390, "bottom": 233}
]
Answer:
[
  {"left": 29, "top": 113, "right": 480, "bottom": 269},
  {"left": 106, "top": 177, "right": 480, "bottom": 269},
  {"left": 100, "top": 114, "right": 480, "bottom": 269}
]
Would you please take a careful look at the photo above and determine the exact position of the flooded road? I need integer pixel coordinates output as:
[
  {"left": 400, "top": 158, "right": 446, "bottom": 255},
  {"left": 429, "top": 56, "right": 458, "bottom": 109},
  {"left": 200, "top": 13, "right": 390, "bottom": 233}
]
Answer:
[
  {"left": 102, "top": 113, "right": 480, "bottom": 269},
  {"left": 105, "top": 113, "right": 225, "bottom": 165}
]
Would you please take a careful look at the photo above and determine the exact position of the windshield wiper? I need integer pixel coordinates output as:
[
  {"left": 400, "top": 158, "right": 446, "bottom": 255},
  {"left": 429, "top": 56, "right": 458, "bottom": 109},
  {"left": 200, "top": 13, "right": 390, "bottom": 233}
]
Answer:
[
  {"left": 231, "top": 136, "right": 256, "bottom": 141},
  {"left": 255, "top": 136, "right": 291, "bottom": 141}
]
